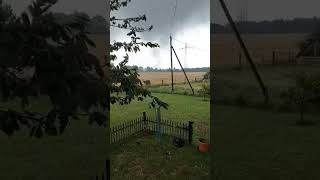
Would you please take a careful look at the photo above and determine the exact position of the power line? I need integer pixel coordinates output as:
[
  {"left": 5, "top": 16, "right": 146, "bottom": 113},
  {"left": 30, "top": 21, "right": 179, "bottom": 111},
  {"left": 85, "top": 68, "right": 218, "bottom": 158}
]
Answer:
[{"left": 172, "top": 36, "right": 208, "bottom": 51}]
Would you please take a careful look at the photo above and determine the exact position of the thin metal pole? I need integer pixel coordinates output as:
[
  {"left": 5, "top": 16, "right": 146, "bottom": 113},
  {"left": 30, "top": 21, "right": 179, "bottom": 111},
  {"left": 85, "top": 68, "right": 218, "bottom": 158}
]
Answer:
[
  {"left": 219, "top": 0, "right": 269, "bottom": 104},
  {"left": 172, "top": 47, "right": 195, "bottom": 95},
  {"left": 170, "top": 36, "right": 174, "bottom": 92}
]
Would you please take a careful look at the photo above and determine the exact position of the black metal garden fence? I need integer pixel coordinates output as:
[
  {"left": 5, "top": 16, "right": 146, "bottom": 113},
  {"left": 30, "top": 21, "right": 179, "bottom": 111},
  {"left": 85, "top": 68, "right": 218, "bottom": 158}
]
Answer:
[{"left": 110, "top": 112, "right": 194, "bottom": 144}]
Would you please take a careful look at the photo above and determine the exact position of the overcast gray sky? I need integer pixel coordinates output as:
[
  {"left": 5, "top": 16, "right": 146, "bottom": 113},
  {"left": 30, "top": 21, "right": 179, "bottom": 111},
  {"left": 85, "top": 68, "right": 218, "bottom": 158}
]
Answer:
[
  {"left": 212, "top": 0, "right": 320, "bottom": 24},
  {"left": 7, "top": 0, "right": 320, "bottom": 68},
  {"left": 7, "top": 0, "right": 210, "bottom": 68},
  {"left": 111, "top": 0, "right": 210, "bottom": 68}
]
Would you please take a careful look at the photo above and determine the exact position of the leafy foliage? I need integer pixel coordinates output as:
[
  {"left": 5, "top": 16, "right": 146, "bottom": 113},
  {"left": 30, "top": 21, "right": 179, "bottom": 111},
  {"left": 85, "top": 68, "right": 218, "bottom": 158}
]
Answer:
[
  {"left": 110, "top": 0, "right": 168, "bottom": 109},
  {"left": 281, "top": 72, "right": 320, "bottom": 122},
  {"left": 0, "top": 0, "right": 167, "bottom": 137},
  {"left": 0, "top": 0, "right": 107, "bottom": 137},
  {"left": 198, "top": 83, "right": 210, "bottom": 100}
]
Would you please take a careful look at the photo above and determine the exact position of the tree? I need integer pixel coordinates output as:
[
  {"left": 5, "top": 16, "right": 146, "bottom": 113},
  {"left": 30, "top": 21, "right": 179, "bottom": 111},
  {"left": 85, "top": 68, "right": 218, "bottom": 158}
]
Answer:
[
  {"left": 110, "top": 0, "right": 167, "bottom": 109},
  {"left": 0, "top": 0, "right": 166, "bottom": 138},
  {"left": 0, "top": 0, "right": 110, "bottom": 137}
]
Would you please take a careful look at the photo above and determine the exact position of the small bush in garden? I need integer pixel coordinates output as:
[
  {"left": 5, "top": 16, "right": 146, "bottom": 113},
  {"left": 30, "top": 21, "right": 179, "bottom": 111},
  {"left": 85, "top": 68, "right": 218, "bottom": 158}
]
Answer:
[{"left": 281, "top": 71, "right": 320, "bottom": 125}]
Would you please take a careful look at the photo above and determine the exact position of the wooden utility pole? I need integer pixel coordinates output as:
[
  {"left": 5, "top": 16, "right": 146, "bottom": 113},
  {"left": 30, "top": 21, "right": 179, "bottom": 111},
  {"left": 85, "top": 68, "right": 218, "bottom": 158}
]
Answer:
[
  {"left": 172, "top": 47, "right": 195, "bottom": 95},
  {"left": 219, "top": 0, "right": 269, "bottom": 104},
  {"left": 170, "top": 36, "right": 174, "bottom": 92}
]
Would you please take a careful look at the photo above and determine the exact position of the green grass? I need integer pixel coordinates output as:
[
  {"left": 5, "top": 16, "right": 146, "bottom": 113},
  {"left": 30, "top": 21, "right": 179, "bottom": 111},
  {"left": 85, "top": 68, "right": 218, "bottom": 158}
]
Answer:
[
  {"left": 213, "top": 105, "right": 320, "bottom": 180},
  {"left": 111, "top": 136, "right": 209, "bottom": 180},
  {"left": 0, "top": 120, "right": 107, "bottom": 180},
  {"left": 148, "top": 81, "right": 208, "bottom": 96},
  {"left": 0, "top": 93, "right": 209, "bottom": 180},
  {"left": 111, "top": 93, "right": 210, "bottom": 140},
  {"left": 0, "top": 97, "right": 107, "bottom": 180},
  {"left": 214, "top": 64, "right": 320, "bottom": 110},
  {"left": 111, "top": 93, "right": 210, "bottom": 179}
]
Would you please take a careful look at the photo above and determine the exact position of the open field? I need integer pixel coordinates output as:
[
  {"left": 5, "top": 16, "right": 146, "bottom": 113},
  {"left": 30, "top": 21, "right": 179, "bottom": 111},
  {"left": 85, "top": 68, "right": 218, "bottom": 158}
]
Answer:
[
  {"left": 149, "top": 82, "right": 208, "bottom": 97},
  {"left": 212, "top": 33, "right": 307, "bottom": 66},
  {"left": 213, "top": 105, "right": 320, "bottom": 180},
  {"left": 214, "top": 64, "right": 320, "bottom": 112},
  {"left": 139, "top": 72, "right": 206, "bottom": 86}
]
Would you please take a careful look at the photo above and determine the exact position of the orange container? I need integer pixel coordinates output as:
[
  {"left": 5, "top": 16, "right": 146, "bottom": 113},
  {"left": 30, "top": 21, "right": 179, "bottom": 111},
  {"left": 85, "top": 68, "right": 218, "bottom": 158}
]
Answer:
[{"left": 198, "top": 139, "right": 210, "bottom": 153}]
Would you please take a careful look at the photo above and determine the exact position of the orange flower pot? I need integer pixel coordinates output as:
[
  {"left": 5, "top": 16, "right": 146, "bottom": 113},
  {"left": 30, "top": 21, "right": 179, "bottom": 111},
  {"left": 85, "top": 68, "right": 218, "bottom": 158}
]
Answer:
[{"left": 198, "top": 138, "right": 210, "bottom": 153}]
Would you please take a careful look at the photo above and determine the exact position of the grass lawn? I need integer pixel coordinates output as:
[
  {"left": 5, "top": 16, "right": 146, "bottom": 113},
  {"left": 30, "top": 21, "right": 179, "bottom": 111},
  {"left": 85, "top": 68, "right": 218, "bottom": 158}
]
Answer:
[
  {"left": 0, "top": 120, "right": 107, "bottom": 180},
  {"left": 214, "top": 64, "right": 320, "bottom": 107},
  {"left": 111, "top": 93, "right": 210, "bottom": 179},
  {"left": 213, "top": 105, "right": 320, "bottom": 180},
  {"left": 0, "top": 97, "right": 107, "bottom": 180},
  {"left": 111, "top": 93, "right": 210, "bottom": 140},
  {"left": 111, "top": 135, "right": 209, "bottom": 180}
]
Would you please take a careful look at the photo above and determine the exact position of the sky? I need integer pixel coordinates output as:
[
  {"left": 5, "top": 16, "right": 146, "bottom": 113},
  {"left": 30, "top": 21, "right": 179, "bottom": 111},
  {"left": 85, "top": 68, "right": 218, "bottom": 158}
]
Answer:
[
  {"left": 110, "top": 0, "right": 210, "bottom": 69},
  {"left": 7, "top": 0, "right": 210, "bottom": 69},
  {"left": 6, "top": 0, "right": 320, "bottom": 68},
  {"left": 212, "top": 0, "right": 320, "bottom": 25}
]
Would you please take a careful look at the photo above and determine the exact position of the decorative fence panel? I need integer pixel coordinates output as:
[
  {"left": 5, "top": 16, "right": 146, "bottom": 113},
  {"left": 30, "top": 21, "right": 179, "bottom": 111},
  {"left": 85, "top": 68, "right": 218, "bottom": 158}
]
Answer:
[{"left": 110, "top": 112, "right": 194, "bottom": 144}]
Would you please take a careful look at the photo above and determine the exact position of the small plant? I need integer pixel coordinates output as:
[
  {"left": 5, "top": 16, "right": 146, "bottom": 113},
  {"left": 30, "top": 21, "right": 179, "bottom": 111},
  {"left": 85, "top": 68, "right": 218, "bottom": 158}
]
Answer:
[
  {"left": 197, "top": 122, "right": 209, "bottom": 142},
  {"left": 203, "top": 71, "right": 210, "bottom": 80},
  {"left": 281, "top": 72, "right": 320, "bottom": 125},
  {"left": 198, "top": 83, "right": 210, "bottom": 100}
]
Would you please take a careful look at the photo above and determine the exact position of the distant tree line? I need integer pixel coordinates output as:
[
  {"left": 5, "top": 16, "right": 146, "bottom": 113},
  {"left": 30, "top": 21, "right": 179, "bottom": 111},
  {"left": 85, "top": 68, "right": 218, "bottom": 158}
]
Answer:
[
  {"left": 127, "top": 66, "right": 210, "bottom": 72},
  {"left": 53, "top": 12, "right": 107, "bottom": 34},
  {"left": 212, "top": 17, "right": 320, "bottom": 34}
]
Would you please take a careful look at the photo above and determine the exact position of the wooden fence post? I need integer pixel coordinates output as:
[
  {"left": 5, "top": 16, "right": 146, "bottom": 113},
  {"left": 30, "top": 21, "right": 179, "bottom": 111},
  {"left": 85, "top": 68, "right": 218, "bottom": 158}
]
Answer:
[
  {"left": 162, "top": 80, "right": 164, "bottom": 86},
  {"left": 156, "top": 107, "right": 162, "bottom": 141},
  {"left": 188, "top": 121, "right": 194, "bottom": 144},
  {"left": 272, "top": 51, "right": 276, "bottom": 65},
  {"left": 105, "top": 159, "right": 110, "bottom": 180},
  {"left": 288, "top": 48, "right": 291, "bottom": 63},
  {"left": 142, "top": 112, "right": 147, "bottom": 133}
]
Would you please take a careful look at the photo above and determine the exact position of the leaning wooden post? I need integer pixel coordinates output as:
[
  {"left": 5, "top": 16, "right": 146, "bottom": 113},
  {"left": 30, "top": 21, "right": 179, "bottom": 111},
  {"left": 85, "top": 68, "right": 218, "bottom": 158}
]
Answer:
[{"left": 188, "top": 121, "right": 194, "bottom": 144}]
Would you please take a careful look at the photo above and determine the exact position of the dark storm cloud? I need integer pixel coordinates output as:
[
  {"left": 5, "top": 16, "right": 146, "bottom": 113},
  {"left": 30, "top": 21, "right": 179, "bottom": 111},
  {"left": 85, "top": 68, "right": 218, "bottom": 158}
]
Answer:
[
  {"left": 212, "top": 0, "right": 320, "bottom": 24},
  {"left": 111, "top": 0, "right": 210, "bottom": 46}
]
